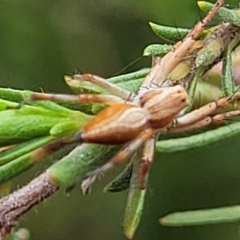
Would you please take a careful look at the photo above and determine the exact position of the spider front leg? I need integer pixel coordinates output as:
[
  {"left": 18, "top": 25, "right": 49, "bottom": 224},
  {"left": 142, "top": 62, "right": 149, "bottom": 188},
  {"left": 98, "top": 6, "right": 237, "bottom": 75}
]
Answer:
[
  {"left": 20, "top": 72, "right": 137, "bottom": 107},
  {"left": 139, "top": 137, "right": 156, "bottom": 189},
  {"left": 81, "top": 128, "right": 154, "bottom": 194},
  {"left": 168, "top": 92, "right": 240, "bottom": 134},
  {"left": 22, "top": 92, "right": 125, "bottom": 106},
  {"left": 74, "top": 74, "right": 135, "bottom": 100},
  {"left": 141, "top": 0, "right": 224, "bottom": 89},
  {"left": 169, "top": 109, "right": 240, "bottom": 134}
]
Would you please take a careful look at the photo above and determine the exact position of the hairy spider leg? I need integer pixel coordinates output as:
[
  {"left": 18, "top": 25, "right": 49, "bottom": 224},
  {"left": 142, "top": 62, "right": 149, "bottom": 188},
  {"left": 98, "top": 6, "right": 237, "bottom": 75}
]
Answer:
[
  {"left": 24, "top": 92, "right": 125, "bottom": 105},
  {"left": 167, "top": 92, "right": 240, "bottom": 133},
  {"left": 139, "top": 136, "right": 156, "bottom": 189},
  {"left": 169, "top": 109, "right": 240, "bottom": 134},
  {"left": 171, "top": 92, "right": 240, "bottom": 128},
  {"left": 81, "top": 128, "right": 154, "bottom": 193},
  {"left": 74, "top": 74, "right": 135, "bottom": 100}
]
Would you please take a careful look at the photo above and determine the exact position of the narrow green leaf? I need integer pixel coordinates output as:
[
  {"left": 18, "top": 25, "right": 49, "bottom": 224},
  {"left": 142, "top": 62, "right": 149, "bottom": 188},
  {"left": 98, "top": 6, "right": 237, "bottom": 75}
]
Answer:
[
  {"left": 149, "top": 22, "right": 189, "bottom": 42},
  {"left": 195, "top": 38, "right": 224, "bottom": 68},
  {"left": 65, "top": 75, "right": 105, "bottom": 94},
  {"left": 104, "top": 162, "right": 132, "bottom": 193},
  {"left": 124, "top": 154, "right": 146, "bottom": 239},
  {"left": 49, "top": 120, "right": 89, "bottom": 137},
  {"left": 156, "top": 121, "right": 240, "bottom": 153},
  {"left": 66, "top": 70, "right": 147, "bottom": 95},
  {"left": 47, "top": 144, "right": 120, "bottom": 187},
  {"left": 0, "top": 136, "right": 54, "bottom": 166},
  {"left": 108, "top": 69, "right": 149, "bottom": 84},
  {"left": 0, "top": 99, "right": 19, "bottom": 110},
  {"left": 0, "top": 136, "right": 56, "bottom": 184},
  {"left": 184, "top": 75, "right": 198, "bottom": 113},
  {"left": 143, "top": 44, "right": 172, "bottom": 57},
  {"left": 167, "top": 60, "right": 192, "bottom": 84},
  {"left": 31, "top": 100, "right": 77, "bottom": 114},
  {"left": 160, "top": 205, "right": 240, "bottom": 227},
  {"left": 191, "top": 81, "right": 222, "bottom": 109},
  {"left": 149, "top": 22, "right": 208, "bottom": 42},
  {"left": 0, "top": 109, "right": 63, "bottom": 145},
  {"left": 222, "top": 45, "right": 235, "bottom": 96},
  {"left": 124, "top": 188, "right": 146, "bottom": 239},
  {"left": 0, "top": 88, "right": 32, "bottom": 103},
  {"left": 116, "top": 78, "right": 144, "bottom": 94}
]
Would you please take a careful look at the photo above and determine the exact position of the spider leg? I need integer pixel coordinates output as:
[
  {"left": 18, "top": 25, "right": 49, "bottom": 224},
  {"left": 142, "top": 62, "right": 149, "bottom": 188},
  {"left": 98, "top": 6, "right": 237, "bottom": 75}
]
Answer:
[
  {"left": 141, "top": 0, "right": 224, "bottom": 89},
  {"left": 172, "top": 92, "right": 240, "bottom": 128},
  {"left": 74, "top": 74, "right": 135, "bottom": 100},
  {"left": 169, "top": 110, "right": 240, "bottom": 134},
  {"left": 26, "top": 137, "right": 74, "bottom": 161},
  {"left": 21, "top": 92, "right": 125, "bottom": 106},
  {"left": 81, "top": 128, "right": 154, "bottom": 194},
  {"left": 139, "top": 136, "right": 156, "bottom": 189}
]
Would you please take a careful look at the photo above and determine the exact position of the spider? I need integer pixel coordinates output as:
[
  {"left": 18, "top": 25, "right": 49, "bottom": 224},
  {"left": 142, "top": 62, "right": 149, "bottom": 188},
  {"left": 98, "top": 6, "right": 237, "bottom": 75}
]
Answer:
[
  {"left": 2, "top": 0, "right": 240, "bottom": 238},
  {"left": 18, "top": 0, "right": 238, "bottom": 193}
]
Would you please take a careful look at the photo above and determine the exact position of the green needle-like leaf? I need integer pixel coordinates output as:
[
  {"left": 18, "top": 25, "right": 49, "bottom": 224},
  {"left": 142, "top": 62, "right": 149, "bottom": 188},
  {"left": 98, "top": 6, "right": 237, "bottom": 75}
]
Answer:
[
  {"left": 0, "top": 136, "right": 55, "bottom": 184},
  {"left": 0, "top": 136, "right": 54, "bottom": 166},
  {"left": 104, "top": 162, "right": 132, "bottom": 193},
  {"left": 156, "top": 121, "right": 240, "bottom": 153},
  {"left": 47, "top": 144, "right": 120, "bottom": 187},
  {"left": 149, "top": 22, "right": 189, "bottom": 42},
  {"left": 160, "top": 205, "right": 240, "bottom": 227},
  {"left": 222, "top": 46, "right": 235, "bottom": 96},
  {"left": 149, "top": 22, "right": 209, "bottom": 42},
  {"left": 123, "top": 153, "right": 147, "bottom": 239},
  {"left": 143, "top": 44, "right": 172, "bottom": 57}
]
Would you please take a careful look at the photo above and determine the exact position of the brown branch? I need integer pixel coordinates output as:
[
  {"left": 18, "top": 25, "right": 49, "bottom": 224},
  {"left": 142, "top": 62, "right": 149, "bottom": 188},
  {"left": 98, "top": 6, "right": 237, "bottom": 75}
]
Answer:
[{"left": 0, "top": 173, "right": 59, "bottom": 238}]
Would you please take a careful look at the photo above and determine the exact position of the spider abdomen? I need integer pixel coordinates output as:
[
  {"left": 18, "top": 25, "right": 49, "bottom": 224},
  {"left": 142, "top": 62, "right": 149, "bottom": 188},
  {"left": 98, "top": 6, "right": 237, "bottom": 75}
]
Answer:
[{"left": 78, "top": 103, "right": 148, "bottom": 144}]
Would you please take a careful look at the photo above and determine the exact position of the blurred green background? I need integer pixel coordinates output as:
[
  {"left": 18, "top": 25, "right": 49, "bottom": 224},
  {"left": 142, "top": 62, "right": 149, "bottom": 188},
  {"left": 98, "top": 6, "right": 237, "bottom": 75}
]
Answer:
[{"left": 2, "top": 0, "right": 240, "bottom": 239}]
